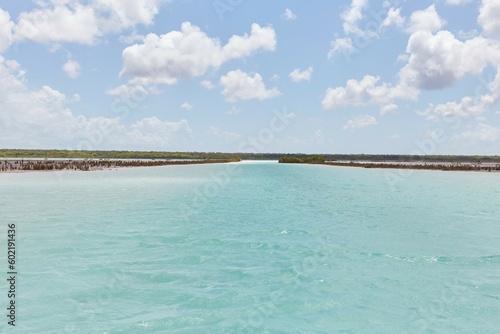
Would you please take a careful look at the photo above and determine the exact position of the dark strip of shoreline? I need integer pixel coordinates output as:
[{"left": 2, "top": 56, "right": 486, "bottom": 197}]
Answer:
[
  {"left": 323, "top": 161, "right": 500, "bottom": 172},
  {"left": 0, "top": 158, "right": 240, "bottom": 173}
]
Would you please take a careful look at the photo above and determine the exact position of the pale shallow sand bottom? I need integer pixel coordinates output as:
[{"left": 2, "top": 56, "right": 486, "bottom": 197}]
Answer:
[{"left": 0, "top": 162, "right": 499, "bottom": 333}]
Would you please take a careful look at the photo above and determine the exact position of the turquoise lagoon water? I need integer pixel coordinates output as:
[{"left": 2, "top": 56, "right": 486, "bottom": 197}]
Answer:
[{"left": 0, "top": 161, "right": 499, "bottom": 333}]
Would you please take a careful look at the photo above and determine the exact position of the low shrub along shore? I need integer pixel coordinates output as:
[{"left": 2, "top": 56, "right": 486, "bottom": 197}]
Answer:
[
  {"left": 0, "top": 158, "right": 241, "bottom": 173},
  {"left": 278, "top": 156, "right": 500, "bottom": 172}
]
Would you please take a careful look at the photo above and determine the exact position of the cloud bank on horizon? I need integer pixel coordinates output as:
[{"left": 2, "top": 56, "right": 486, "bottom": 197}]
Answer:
[{"left": 1, "top": 0, "right": 500, "bottom": 154}]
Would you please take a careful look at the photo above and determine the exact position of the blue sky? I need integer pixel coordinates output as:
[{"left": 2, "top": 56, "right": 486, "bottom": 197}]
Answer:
[{"left": 1, "top": 0, "right": 500, "bottom": 154}]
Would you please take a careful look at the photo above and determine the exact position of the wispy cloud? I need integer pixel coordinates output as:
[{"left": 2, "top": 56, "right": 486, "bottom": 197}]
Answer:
[
  {"left": 289, "top": 66, "right": 313, "bottom": 82},
  {"left": 343, "top": 115, "right": 378, "bottom": 131},
  {"left": 282, "top": 8, "right": 297, "bottom": 20},
  {"left": 181, "top": 102, "right": 193, "bottom": 110}
]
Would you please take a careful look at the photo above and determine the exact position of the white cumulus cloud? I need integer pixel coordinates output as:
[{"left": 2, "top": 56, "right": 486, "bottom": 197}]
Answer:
[
  {"left": 289, "top": 66, "right": 313, "bottom": 82},
  {"left": 399, "top": 30, "right": 500, "bottom": 90},
  {"left": 93, "top": 0, "right": 163, "bottom": 29},
  {"left": 382, "top": 7, "right": 405, "bottom": 28},
  {"left": 478, "top": 0, "right": 500, "bottom": 37},
  {"left": 417, "top": 95, "right": 495, "bottom": 120},
  {"left": 220, "top": 69, "right": 281, "bottom": 102},
  {"left": 119, "top": 22, "right": 276, "bottom": 86},
  {"left": 328, "top": 37, "right": 355, "bottom": 59},
  {"left": 406, "top": 5, "right": 446, "bottom": 34},
  {"left": 323, "top": 3, "right": 500, "bottom": 117},
  {"left": 15, "top": 3, "right": 102, "bottom": 44},
  {"left": 0, "top": 55, "right": 191, "bottom": 150},
  {"left": 324, "top": 20, "right": 500, "bottom": 118},
  {"left": 14, "top": 0, "right": 165, "bottom": 44},
  {"left": 341, "top": 0, "right": 368, "bottom": 36},
  {"left": 322, "top": 75, "right": 417, "bottom": 112},
  {"left": 0, "top": 8, "right": 14, "bottom": 53}
]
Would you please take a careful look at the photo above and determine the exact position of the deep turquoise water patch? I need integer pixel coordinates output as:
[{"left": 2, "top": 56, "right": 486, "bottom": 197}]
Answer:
[{"left": 0, "top": 161, "right": 499, "bottom": 333}]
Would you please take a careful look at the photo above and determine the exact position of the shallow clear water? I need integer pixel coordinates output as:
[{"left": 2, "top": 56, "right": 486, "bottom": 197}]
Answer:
[{"left": 1, "top": 162, "right": 499, "bottom": 333}]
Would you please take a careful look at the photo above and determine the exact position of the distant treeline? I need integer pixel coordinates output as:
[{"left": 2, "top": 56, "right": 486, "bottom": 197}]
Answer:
[
  {"left": 0, "top": 149, "right": 256, "bottom": 160},
  {"left": 1, "top": 149, "right": 500, "bottom": 163}
]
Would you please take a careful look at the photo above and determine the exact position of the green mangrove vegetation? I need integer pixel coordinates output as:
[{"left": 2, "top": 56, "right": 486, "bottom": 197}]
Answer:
[
  {"left": 278, "top": 155, "right": 325, "bottom": 164},
  {"left": 278, "top": 154, "right": 500, "bottom": 172}
]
